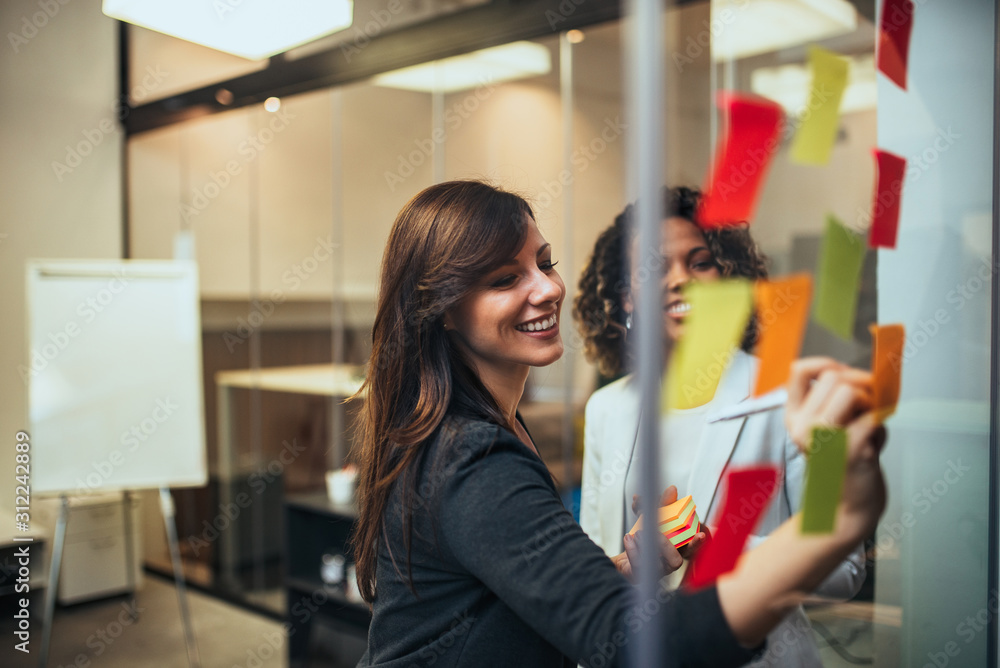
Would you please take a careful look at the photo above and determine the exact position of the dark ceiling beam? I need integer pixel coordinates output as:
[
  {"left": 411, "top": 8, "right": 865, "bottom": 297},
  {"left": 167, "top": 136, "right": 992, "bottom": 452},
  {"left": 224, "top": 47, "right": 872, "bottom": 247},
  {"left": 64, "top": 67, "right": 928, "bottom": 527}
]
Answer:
[
  {"left": 123, "top": 0, "right": 875, "bottom": 136},
  {"left": 125, "top": 0, "right": 627, "bottom": 135}
]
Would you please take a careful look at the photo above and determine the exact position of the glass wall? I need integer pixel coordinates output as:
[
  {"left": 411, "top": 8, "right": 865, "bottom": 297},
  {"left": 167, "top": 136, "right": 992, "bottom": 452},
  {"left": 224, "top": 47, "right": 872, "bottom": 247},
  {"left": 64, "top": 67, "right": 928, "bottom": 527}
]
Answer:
[{"left": 125, "top": 0, "right": 997, "bottom": 665}]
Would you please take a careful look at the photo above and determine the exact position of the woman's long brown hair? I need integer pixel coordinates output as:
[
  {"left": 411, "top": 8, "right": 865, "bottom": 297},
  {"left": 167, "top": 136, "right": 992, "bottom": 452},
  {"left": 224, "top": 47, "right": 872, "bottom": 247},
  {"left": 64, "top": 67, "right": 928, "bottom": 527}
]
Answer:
[{"left": 350, "top": 180, "right": 532, "bottom": 603}]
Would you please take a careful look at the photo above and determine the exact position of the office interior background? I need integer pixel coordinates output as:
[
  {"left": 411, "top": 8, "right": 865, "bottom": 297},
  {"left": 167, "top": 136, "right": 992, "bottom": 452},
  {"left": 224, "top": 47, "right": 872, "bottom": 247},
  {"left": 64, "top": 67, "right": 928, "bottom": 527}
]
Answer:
[{"left": 1, "top": 0, "right": 997, "bottom": 666}]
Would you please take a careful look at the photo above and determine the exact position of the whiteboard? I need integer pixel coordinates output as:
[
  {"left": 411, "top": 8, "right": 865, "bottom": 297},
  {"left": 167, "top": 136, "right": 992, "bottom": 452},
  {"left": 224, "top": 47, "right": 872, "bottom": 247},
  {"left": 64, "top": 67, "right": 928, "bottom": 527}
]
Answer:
[{"left": 26, "top": 260, "right": 207, "bottom": 495}]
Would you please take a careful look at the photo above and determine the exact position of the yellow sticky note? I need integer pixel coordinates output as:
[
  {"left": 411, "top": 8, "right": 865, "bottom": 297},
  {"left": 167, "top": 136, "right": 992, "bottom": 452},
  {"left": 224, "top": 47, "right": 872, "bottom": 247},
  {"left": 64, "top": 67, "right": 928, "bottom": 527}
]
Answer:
[
  {"left": 664, "top": 280, "right": 754, "bottom": 411},
  {"left": 753, "top": 274, "right": 813, "bottom": 397},
  {"left": 870, "top": 323, "right": 905, "bottom": 422},
  {"left": 790, "top": 47, "right": 850, "bottom": 166}
]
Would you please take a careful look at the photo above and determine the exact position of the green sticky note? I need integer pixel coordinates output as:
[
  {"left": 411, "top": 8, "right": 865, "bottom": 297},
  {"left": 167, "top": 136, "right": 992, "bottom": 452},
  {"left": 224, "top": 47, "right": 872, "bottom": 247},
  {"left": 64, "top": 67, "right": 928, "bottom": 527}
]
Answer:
[
  {"left": 814, "top": 215, "right": 866, "bottom": 340},
  {"left": 664, "top": 279, "right": 753, "bottom": 411},
  {"left": 790, "top": 47, "right": 850, "bottom": 166},
  {"left": 800, "top": 427, "right": 848, "bottom": 534}
]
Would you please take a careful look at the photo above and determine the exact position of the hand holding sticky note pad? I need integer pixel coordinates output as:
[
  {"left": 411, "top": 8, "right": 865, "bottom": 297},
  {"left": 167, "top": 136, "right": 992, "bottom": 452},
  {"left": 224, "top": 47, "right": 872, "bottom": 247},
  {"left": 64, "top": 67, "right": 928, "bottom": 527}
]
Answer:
[{"left": 629, "top": 495, "right": 702, "bottom": 548}]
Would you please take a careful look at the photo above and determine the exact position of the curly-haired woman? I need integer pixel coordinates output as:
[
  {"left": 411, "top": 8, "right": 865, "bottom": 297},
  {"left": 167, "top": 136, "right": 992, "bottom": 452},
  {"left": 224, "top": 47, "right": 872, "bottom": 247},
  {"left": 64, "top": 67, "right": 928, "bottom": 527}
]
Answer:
[
  {"left": 351, "top": 180, "right": 887, "bottom": 667},
  {"left": 573, "top": 186, "right": 867, "bottom": 667}
]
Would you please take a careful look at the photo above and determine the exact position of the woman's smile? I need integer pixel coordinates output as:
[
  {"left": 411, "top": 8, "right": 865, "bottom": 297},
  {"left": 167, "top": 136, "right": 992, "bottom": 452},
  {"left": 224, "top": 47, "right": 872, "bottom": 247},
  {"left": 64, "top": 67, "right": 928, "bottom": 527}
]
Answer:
[{"left": 515, "top": 313, "right": 559, "bottom": 336}]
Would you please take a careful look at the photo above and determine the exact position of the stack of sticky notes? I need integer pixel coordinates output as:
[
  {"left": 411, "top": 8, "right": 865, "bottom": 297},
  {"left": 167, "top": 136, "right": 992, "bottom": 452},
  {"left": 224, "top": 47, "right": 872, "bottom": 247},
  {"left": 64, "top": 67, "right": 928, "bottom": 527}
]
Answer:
[{"left": 628, "top": 495, "right": 702, "bottom": 548}]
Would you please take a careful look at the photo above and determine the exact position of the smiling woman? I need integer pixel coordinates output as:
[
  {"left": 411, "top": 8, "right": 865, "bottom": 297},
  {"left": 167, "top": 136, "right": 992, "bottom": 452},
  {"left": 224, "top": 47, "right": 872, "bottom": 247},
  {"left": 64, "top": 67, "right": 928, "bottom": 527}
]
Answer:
[{"left": 348, "top": 179, "right": 889, "bottom": 668}]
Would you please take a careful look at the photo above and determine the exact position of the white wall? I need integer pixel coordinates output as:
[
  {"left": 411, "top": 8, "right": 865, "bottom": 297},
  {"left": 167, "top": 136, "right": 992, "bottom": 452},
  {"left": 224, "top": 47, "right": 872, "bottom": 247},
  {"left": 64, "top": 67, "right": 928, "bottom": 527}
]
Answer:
[
  {"left": 0, "top": 0, "right": 122, "bottom": 513},
  {"left": 873, "top": 0, "right": 995, "bottom": 664}
]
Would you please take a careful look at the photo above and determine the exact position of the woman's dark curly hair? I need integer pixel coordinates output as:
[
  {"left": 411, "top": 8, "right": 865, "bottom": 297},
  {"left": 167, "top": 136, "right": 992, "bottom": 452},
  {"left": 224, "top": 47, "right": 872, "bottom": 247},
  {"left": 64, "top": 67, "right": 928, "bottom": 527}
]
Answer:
[{"left": 573, "top": 186, "right": 769, "bottom": 378}]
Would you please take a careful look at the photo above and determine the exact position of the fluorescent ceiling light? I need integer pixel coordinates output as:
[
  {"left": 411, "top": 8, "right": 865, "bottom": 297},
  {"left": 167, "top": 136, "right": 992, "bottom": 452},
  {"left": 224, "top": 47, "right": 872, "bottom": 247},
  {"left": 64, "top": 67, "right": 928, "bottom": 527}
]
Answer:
[
  {"left": 372, "top": 41, "right": 552, "bottom": 93},
  {"left": 712, "top": 0, "right": 857, "bottom": 62},
  {"left": 751, "top": 54, "right": 877, "bottom": 115},
  {"left": 103, "top": 0, "right": 354, "bottom": 61}
]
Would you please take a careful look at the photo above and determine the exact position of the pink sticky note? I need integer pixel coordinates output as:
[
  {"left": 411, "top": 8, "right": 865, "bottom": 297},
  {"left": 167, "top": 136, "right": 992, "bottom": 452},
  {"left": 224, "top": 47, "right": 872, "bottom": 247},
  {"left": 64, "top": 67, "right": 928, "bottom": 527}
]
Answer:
[
  {"left": 877, "top": 0, "right": 914, "bottom": 90},
  {"left": 868, "top": 150, "right": 907, "bottom": 249},
  {"left": 698, "top": 92, "right": 785, "bottom": 228},
  {"left": 685, "top": 466, "right": 779, "bottom": 590}
]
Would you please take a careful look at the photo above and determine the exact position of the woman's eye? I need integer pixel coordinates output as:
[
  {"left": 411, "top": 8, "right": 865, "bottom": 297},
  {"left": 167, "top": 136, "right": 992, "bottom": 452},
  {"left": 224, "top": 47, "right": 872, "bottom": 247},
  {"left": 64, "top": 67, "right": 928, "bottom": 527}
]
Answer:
[
  {"left": 492, "top": 275, "right": 517, "bottom": 288},
  {"left": 540, "top": 260, "right": 559, "bottom": 271}
]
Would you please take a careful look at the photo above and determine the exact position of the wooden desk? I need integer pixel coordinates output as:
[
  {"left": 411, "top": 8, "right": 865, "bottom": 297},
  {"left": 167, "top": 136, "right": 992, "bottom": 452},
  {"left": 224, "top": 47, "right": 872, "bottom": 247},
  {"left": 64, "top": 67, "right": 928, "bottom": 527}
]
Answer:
[{"left": 214, "top": 364, "right": 364, "bottom": 592}]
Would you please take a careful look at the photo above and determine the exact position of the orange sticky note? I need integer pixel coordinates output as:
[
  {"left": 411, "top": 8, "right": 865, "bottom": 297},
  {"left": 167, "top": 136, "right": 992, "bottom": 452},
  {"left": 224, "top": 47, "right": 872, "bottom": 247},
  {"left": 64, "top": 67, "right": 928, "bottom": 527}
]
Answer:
[
  {"left": 753, "top": 275, "right": 813, "bottom": 396},
  {"left": 698, "top": 92, "right": 785, "bottom": 227},
  {"left": 870, "top": 324, "right": 905, "bottom": 421}
]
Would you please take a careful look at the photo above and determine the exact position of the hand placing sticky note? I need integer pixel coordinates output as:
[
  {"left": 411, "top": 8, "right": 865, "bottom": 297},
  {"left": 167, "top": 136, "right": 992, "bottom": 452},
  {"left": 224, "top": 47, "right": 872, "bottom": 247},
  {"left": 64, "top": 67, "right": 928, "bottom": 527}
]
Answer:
[
  {"left": 790, "top": 47, "right": 850, "bottom": 166},
  {"left": 665, "top": 279, "right": 753, "bottom": 411},
  {"left": 870, "top": 323, "right": 905, "bottom": 422},
  {"left": 686, "top": 466, "right": 778, "bottom": 589},
  {"left": 800, "top": 427, "right": 848, "bottom": 534},
  {"left": 699, "top": 92, "right": 784, "bottom": 227},
  {"left": 869, "top": 150, "right": 907, "bottom": 249},
  {"left": 753, "top": 275, "right": 813, "bottom": 397},
  {"left": 815, "top": 215, "right": 866, "bottom": 340},
  {"left": 877, "top": 0, "right": 914, "bottom": 90}
]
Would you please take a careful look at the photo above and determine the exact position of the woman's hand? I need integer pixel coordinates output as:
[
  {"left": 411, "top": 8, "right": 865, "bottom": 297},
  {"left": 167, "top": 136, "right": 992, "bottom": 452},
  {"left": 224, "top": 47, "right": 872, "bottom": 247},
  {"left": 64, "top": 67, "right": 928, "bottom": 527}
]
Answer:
[
  {"left": 784, "top": 357, "right": 887, "bottom": 540},
  {"left": 612, "top": 485, "right": 707, "bottom": 581},
  {"left": 611, "top": 531, "right": 683, "bottom": 582}
]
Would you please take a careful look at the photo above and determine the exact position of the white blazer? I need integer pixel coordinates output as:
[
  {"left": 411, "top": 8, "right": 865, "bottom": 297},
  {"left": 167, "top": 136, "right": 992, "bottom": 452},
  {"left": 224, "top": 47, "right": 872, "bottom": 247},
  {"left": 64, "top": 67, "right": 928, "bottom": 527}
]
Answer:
[{"left": 580, "top": 350, "right": 866, "bottom": 667}]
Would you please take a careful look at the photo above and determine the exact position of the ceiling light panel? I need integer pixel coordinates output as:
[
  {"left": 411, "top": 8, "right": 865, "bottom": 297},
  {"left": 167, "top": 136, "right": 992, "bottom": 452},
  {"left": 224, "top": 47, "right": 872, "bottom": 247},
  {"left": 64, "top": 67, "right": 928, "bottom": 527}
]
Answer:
[{"left": 104, "top": 0, "right": 354, "bottom": 60}]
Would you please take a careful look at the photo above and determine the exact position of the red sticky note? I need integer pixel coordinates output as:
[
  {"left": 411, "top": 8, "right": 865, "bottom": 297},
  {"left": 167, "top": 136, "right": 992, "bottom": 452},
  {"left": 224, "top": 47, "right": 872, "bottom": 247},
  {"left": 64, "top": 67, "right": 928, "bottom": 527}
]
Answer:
[
  {"left": 868, "top": 150, "right": 907, "bottom": 249},
  {"left": 685, "top": 466, "right": 779, "bottom": 590},
  {"left": 877, "top": 0, "right": 914, "bottom": 90},
  {"left": 698, "top": 92, "right": 785, "bottom": 228}
]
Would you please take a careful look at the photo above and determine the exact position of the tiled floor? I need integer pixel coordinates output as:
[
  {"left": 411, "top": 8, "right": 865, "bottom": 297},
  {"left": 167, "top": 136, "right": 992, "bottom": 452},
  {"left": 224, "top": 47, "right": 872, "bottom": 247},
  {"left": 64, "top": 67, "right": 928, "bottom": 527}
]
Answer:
[{"left": 1, "top": 574, "right": 286, "bottom": 668}]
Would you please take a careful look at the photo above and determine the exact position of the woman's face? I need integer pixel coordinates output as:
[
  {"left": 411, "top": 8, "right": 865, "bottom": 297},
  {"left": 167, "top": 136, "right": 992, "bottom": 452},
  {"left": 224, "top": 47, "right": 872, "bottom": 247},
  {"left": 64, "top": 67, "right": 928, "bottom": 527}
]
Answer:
[
  {"left": 631, "top": 216, "right": 720, "bottom": 343},
  {"left": 445, "top": 220, "right": 565, "bottom": 381}
]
